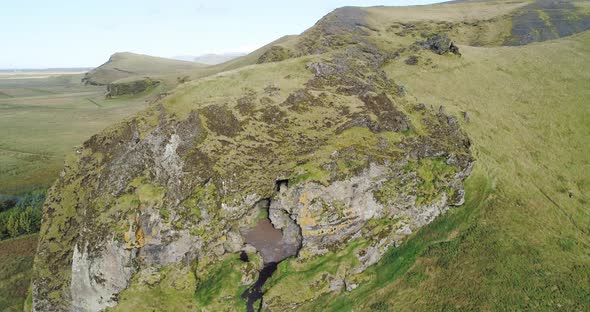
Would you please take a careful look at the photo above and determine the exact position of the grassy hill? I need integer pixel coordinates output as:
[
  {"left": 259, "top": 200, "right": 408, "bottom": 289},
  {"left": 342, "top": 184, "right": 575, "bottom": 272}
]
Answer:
[
  {"left": 255, "top": 2, "right": 590, "bottom": 310},
  {"left": 82, "top": 52, "right": 206, "bottom": 86}
]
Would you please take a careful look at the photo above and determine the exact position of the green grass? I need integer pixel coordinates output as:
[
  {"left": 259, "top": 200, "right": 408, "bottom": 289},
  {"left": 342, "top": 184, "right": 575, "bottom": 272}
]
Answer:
[
  {"left": 193, "top": 253, "right": 261, "bottom": 311},
  {"left": 83, "top": 52, "right": 205, "bottom": 85},
  {"left": 0, "top": 234, "right": 37, "bottom": 312},
  {"left": 0, "top": 73, "right": 155, "bottom": 194},
  {"left": 296, "top": 166, "right": 491, "bottom": 311}
]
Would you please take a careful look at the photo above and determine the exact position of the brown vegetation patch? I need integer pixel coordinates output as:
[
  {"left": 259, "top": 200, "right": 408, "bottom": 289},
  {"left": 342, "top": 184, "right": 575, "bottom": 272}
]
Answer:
[
  {"left": 359, "top": 93, "right": 410, "bottom": 132},
  {"left": 200, "top": 104, "right": 242, "bottom": 137}
]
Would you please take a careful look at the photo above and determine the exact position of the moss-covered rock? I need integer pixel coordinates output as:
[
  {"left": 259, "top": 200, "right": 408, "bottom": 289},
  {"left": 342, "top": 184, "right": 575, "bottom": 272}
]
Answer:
[{"left": 106, "top": 77, "right": 159, "bottom": 98}]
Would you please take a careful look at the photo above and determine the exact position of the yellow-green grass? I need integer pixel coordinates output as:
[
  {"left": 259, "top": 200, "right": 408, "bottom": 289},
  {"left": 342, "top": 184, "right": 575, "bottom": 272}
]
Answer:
[
  {"left": 0, "top": 74, "right": 155, "bottom": 194},
  {"left": 288, "top": 30, "right": 590, "bottom": 311},
  {"left": 0, "top": 234, "right": 37, "bottom": 312}
]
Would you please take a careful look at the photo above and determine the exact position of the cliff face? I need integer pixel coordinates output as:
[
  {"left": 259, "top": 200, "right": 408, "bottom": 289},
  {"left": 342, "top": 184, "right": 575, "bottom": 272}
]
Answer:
[
  {"left": 30, "top": 6, "right": 479, "bottom": 312},
  {"left": 106, "top": 77, "right": 159, "bottom": 98}
]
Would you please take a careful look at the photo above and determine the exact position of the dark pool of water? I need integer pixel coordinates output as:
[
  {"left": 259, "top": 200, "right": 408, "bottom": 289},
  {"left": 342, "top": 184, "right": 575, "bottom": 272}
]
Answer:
[
  {"left": 241, "top": 262, "right": 278, "bottom": 312},
  {"left": 241, "top": 211, "right": 301, "bottom": 311},
  {"left": 242, "top": 218, "right": 298, "bottom": 263}
]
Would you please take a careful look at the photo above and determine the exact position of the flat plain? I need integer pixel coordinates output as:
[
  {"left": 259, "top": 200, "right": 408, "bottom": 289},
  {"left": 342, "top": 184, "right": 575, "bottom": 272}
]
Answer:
[{"left": 0, "top": 71, "right": 154, "bottom": 194}]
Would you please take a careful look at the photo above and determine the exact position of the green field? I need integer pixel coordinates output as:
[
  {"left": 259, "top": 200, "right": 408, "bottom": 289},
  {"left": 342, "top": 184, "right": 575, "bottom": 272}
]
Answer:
[
  {"left": 0, "top": 72, "right": 155, "bottom": 194},
  {"left": 0, "top": 234, "right": 37, "bottom": 312}
]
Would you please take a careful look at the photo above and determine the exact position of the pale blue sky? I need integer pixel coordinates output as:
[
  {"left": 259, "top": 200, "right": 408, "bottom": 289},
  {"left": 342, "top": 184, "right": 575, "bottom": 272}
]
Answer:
[{"left": 1, "top": 0, "right": 443, "bottom": 69}]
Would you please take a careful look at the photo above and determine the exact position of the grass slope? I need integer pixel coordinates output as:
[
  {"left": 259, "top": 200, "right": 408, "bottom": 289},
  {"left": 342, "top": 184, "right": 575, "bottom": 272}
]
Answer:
[
  {"left": 0, "top": 235, "right": 37, "bottom": 312},
  {"left": 83, "top": 52, "right": 205, "bottom": 85},
  {"left": 294, "top": 28, "right": 590, "bottom": 311},
  {"left": 236, "top": 4, "right": 590, "bottom": 310}
]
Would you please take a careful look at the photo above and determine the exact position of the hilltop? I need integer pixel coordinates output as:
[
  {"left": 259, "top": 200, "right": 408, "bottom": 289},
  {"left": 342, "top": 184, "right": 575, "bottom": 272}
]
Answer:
[
  {"left": 27, "top": 1, "right": 590, "bottom": 312},
  {"left": 81, "top": 52, "right": 205, "bottom": 86}
]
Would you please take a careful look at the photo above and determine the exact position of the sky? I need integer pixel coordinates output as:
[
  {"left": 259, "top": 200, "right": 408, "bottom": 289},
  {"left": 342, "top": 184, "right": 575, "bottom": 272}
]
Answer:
[{"left": 1, "top": 0, "right": 444, "bottom": 69}]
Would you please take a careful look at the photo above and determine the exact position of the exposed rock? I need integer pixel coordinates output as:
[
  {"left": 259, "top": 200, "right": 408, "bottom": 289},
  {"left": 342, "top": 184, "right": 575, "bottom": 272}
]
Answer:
[
  {"left": 418, "top": 33, "right": 461, "bottom": 55},
  {"left": 462, "top": 111, "right": 470, "bottom": 122},
  {"left": 32, "top": 6, "right": 473, "bottom": 311},
  {"left": 504, "top": 0, "right": 590, "bottom": 46},
  {"left": 70, "top": 241, "right": 134, "bottom": 312},
  {"left": 359, "top": 92, "right": 411, "bottom": 132},
  {"left": 106, "top": 77, "right": 159, "bottom": 98}
]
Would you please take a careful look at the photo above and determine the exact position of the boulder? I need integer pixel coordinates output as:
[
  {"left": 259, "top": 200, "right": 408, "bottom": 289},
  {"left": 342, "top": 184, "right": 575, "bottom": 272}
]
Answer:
[{"left": 418, "top": 33, "right": 461, "bottom": 55}]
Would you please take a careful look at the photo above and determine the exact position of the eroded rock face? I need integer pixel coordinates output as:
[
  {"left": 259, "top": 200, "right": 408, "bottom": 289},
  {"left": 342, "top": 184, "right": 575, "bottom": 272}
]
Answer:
[
  {"left": 270, "top": 159, "right": 472, "bottom": 266},
  {"left": 106, "top": 77, "right": 159, "bottom": 98},
  {"left": 70, "top": 241, "right": 134, "bottom": 311}
]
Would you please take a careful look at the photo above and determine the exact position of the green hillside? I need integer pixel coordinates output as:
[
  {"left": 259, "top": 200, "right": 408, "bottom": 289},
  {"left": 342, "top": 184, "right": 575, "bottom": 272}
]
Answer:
[{"left": 82, "top": 52, "right": 206, "bottom": 86}]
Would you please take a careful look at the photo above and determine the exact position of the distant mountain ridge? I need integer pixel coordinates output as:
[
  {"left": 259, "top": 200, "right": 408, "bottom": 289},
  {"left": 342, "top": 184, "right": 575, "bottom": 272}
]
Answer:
[{"left": 172, "top": 52, "right": 247, "bottom": 65}]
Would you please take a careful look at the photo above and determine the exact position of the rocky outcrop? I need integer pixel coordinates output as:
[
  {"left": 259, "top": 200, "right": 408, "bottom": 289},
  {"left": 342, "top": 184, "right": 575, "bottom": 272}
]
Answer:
[
  {"left": 106, "top": 77, "right": 159, "bottom": 98},
  {"left": 70, "top": 241, "right": 134, "bottom": 311},
  {"left": 417, "top": 33, "right": 461, "bottom": 55}
]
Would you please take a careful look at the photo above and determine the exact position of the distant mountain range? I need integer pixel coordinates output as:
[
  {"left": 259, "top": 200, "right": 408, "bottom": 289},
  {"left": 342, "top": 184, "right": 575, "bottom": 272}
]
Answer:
[{"left": 172, "top": 52, "right": 246, "bottom": 65}]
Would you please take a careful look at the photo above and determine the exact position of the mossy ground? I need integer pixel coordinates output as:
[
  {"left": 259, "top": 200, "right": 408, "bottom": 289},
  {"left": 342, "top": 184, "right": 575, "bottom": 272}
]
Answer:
[
  {"left": 193, "top": 253, "right": 261, "bottom": 311},
  {"left": 106, "top": 264, "right": 198, "bottom": 312}
]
